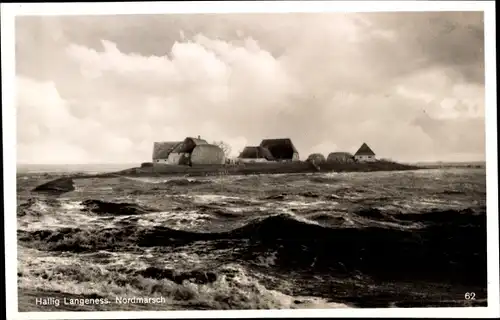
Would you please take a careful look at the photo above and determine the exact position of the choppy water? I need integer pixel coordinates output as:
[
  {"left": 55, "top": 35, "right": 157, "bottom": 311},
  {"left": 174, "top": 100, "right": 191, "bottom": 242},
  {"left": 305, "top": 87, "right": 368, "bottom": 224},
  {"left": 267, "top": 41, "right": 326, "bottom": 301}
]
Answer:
[{"left": 17, "top": 168, "right": 487, "bottom": 310}]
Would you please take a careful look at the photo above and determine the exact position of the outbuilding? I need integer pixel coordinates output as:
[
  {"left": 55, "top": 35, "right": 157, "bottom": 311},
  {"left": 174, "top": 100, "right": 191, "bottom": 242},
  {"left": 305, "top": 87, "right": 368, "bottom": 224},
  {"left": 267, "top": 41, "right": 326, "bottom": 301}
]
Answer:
[
  {"left": 259, "top": 138, "right": 299, "bottom": 161},
  {"left": 327, "top": 152, "right": 355, "bottom": 163},
  {"left": 354, "top": 143, "right": 377, "bottom": 162},
  {"left": 237, "top": 146, "right": 275, "bottom": 163},
  {"left": 152, "top": 141, "right": 182, "bottom": 164}
]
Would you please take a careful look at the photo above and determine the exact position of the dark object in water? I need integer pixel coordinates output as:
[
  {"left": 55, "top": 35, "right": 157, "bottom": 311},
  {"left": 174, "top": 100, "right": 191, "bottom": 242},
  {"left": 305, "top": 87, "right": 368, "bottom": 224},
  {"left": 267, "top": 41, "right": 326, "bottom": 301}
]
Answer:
[
  {"left": 299, "top": 191, "right": 319, "bottom": 198},
  {"left": 140, "top": 162, "right": 154, "bottom": 168},
  {"left": 81, "top": 199, "right": 157, "bottom": 216},
  {"left": 263, "top": 194, "right": 287, "bottom": 200},
  {"left": 33, "top": 178, "right": 75, "bottom": 194}
]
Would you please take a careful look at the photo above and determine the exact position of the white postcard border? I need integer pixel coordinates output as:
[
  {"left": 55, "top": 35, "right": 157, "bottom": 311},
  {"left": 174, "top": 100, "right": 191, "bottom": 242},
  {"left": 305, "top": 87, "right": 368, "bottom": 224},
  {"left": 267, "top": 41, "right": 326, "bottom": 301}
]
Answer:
[{"left": 2, "top": 1, "right": 498, "bottom": 319}]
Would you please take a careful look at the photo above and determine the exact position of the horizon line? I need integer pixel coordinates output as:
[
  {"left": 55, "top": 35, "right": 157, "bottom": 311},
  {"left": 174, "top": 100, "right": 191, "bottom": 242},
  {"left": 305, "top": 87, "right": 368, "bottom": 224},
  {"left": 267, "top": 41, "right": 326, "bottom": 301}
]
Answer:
[{"left": 16, "top": 160, "right": 487, "bottom": 166}]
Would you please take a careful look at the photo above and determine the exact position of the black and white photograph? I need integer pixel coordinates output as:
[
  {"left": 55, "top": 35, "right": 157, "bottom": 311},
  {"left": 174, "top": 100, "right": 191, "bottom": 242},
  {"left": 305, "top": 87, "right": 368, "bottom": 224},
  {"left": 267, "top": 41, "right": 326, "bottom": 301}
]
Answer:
[{"left": 2, "top": 1, "right": 499, "bottom": 319}]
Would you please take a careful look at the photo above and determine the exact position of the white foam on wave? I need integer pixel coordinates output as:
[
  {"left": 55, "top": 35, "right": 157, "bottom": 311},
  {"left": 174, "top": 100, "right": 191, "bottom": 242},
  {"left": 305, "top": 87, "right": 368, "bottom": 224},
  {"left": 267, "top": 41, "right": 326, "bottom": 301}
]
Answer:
[
  {"left": 119, "top": 176, "right": 166, "bottom": 184},
  {"left": 286, "top": 200, "right": 333, "bottom": 208},
  {"left": 189, "top": 194, "right": 243, "bottom": 204},
  {"left": 18, "top": 245, "right": 351, "bottom": 310},
  {"left": 255, "top": 251, "right": 278, "bottom": 267},
  {"left": 264, "top": 199, "right": 336, "bottom": 213},
  {"left": 387, "top": 198, "right": 473, "bottom": 214},
  {"left": 18, "top": 200, "right": 100, "bottom": 231},
  {"left": 123, "top": 176, "right": 211, "bottom": 185},
  {"left": 60, "top": 200, "right": 85, "bottom": 211},
  {"left": 224, "top": 207, "right": 248, "bottom": 213},
  {"left": 135, "top": 210, "right": 214, "bottom": 229},
  {"left": 256, "top": 211, "right": 322, "bottom": 227},
  {"left": 209, "top": 264, "right": 350, "bottom": 309},
  {"left": 27, "top": 199, "right": 51, "bottom": 213},
  {"left": 321, "top": 172, "right": 340, "bottom": 178}
]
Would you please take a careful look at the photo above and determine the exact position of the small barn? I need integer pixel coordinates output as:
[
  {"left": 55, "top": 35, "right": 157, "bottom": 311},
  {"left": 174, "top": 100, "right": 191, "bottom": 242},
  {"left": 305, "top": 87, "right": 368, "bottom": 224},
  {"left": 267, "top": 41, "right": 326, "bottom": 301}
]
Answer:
[
  {"left": 191, "top": 144, "right": 225, "bottom": 165},
  {"left": 259, "top": 138, "right": 299, "bottom": 161},
  {"left": 354, "top": 143, "right": 377, "bottom": 162},
  {"left": 152, "top": 141, "right": 182, "bottom": 163},
  {"left": 306, "top": 153, "right": 326, "bottom": 164},
  {"left": 238, "top": 146, "right": 275, "bottom": 163},
  {"left": 327, "top": 152, "right": 355, "bottom": 164}
]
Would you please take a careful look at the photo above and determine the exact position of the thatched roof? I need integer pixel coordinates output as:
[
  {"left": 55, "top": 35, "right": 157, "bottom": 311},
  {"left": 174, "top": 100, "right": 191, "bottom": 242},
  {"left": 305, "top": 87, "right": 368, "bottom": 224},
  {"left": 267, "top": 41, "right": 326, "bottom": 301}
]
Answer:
[
  {"left": 172, "top": 137, "right": 209, "bottom": 153},
  {"left": 354, "top": 143, "right": 375, "bottom": 156},
  {"left": 191, "top": 144, "right": 225, "bottom": 165},
  {"left": 188, "top": 137, "right": 208, "bottom": 145},
  {"left": 238, "top": 146, "right": 275, "bottom": 160},
  {"left": 327, "top": 152, "right": 354, "bottom": 163},
  {"left": 328, "top": 152, "right": 353, "bottom": 157},
  {"left": 152, "top": 141, "right": 182, "bottom": 160},
  {"left": 259, "top": 138, "right": 298, "bottom": 160},
  {"left": 306, "top": 153, "right": 326, "bottom": 163}
]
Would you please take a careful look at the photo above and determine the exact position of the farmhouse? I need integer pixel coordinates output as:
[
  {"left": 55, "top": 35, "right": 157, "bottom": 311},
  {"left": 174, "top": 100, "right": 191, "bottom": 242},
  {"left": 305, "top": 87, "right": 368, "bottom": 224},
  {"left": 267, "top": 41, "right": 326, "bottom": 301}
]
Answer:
[
  {"left": 238, "top": 146, "right": 275, "bottom": 163},
  {"left": 152, "top": 136, "right": 225, "bottom": 166},
  {"left": 354, "top": 143, "right": 377, "bottom": 162},
  {"left": 259, "top": 138, "right": 300, "bottom": 161},
  {"left": 152, "top": 141, "right": 182, "bottom": 164}
]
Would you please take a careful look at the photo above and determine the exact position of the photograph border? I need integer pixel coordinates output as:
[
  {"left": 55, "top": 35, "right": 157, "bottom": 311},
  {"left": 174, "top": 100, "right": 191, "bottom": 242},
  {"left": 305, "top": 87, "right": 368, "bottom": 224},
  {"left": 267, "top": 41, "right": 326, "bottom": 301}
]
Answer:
[{"left": 2, "top": 1, "right": 498, "bottom": 319}]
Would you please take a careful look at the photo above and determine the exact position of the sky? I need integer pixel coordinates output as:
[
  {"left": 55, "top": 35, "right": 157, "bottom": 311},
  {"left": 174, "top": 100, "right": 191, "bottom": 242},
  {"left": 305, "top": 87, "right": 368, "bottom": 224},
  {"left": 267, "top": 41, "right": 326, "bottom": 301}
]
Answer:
[{"left": 15, "top": 11, "right": 486, "bottom": 164}]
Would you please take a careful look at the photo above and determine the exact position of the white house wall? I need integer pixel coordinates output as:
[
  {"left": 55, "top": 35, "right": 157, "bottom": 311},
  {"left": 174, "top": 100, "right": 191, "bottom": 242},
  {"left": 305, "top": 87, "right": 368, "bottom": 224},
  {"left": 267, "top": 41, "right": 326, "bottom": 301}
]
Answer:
[
  {"left": 167, "top": 152, "right": 187, "bottom": 165},
  {"left": 154, "top": 159, "right": 169, "bottom": 164},
  {"left": 355, "top": 155, "right": 377, "bottom": 162}
]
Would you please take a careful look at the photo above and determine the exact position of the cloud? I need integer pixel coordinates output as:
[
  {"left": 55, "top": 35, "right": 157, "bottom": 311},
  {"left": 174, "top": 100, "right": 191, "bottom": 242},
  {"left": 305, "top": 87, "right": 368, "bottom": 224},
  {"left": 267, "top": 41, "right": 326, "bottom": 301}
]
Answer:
[{"left": 15, "top": 13, "right": 485, "bottom": 164}]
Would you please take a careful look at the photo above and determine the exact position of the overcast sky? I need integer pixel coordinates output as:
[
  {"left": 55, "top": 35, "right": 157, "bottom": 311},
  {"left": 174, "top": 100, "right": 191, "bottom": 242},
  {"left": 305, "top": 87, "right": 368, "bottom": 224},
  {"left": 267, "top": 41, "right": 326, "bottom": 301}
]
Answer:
[{"left": 16, "top": 12, "right": 486, "bottom": 164}]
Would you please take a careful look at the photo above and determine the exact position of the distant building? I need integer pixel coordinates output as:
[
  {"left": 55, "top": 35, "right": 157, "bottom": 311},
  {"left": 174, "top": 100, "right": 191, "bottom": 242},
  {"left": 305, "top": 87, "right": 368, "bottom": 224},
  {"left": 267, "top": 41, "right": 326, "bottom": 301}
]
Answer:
[
  {"left": 354, "top": 143, "right": 376, "bottom": 162},
  {"left": 327, "top": 152, "right": 355, "bottom": 164},
  {"left": 190, "top": 144, "right": 225, "bottom": 165},
  {"left": 237, "top": 146, "right": 275, "bottom": 163},
  {"left": 152, "top": 141, "right": 182, "bottom": 164},
  {"left": 306, "top": 153, "right": 326, "bottom": 164},
  {"left": 259, "top": 138, "right": 299, "bottom": 161},
  {"left": 152, "top": 136, "right": 225, "bottom": 166}
]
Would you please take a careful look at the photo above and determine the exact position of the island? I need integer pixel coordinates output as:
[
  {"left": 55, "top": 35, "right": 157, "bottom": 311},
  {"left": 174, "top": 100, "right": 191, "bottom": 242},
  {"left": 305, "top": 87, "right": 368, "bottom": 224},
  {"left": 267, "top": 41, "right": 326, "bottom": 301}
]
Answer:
[{"left": 32, "top": 137, "right": 426, "bottom": 193}]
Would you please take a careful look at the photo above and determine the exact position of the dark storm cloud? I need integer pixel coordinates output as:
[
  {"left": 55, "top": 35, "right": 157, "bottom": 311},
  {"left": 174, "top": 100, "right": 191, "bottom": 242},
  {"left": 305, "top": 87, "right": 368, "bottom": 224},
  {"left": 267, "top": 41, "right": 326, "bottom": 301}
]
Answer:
[{"left": 365, "top": 12, "right": 485, "bottom": 84}]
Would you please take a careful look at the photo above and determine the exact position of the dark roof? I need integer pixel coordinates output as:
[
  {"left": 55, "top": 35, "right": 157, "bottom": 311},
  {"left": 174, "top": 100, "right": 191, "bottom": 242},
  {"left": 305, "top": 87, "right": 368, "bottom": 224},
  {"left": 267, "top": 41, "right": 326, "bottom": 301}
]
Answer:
[
  {"left": 354, "top": 143, "right": 376, "bottom": 156},
  {"left": 172, "top": 137, "right": 208, "bottom": 153},
  {"left": 238, "top": 146, "right": 275, "bottom": 160},
  {"left": 188, "top": 137, "right": 208, "bottom": 145},
  {"left": 259, "top": 138, "right": 298, "bottom": 160},
  {"left": 152, "top": 141, "right": 182, "bottom": 160}
]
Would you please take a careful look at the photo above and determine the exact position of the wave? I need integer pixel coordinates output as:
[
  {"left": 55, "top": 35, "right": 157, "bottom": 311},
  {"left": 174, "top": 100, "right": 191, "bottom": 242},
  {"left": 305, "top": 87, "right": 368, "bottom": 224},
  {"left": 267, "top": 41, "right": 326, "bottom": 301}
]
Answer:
[
  {"left": 17, "top": 198, "right": 55, "bottom": 217},
  {"left": 136, "top": 267, "right": 218, "bottom": 285},
  {"left": 309, "top": 176, "right": 341, "bottom": 184},
  {"left": 18, "top": 256, "right": 348, "bottom": 310},
  {"left": 18, "top": 208, "right": 486, "bottom": 287},
  {"left": 124, "top": 176, "right": 213, "bottom": 186},
  {"left": 260, "top": 191, "right": 322, "bottom": 201},
  {"left": 354, "top": 207, "right": 486, "bottom": 225},
  {"left": 80, "top": 199, "right": 159, "bottom": 216}
]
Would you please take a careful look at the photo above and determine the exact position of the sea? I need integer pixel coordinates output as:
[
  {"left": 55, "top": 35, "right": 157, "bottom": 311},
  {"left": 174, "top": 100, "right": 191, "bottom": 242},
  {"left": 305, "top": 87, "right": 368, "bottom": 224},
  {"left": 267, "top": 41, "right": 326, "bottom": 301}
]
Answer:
[{"left": 16, "top": 164, "right": 488, "bottom": 310}]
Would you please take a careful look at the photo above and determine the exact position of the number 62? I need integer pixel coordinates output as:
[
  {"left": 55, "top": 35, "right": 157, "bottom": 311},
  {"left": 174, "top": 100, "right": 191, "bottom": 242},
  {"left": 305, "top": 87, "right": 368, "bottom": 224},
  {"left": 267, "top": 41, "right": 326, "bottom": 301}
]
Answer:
[{"left": 465, "top": 292, "right": 476, "bottom": 300}]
